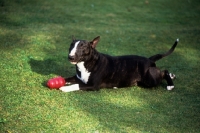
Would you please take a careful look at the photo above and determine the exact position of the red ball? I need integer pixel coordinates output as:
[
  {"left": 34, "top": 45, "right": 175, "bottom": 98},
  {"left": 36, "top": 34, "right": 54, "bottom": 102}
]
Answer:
[{"left": 47, "top": 76, "right": 66, "bottom": 89}]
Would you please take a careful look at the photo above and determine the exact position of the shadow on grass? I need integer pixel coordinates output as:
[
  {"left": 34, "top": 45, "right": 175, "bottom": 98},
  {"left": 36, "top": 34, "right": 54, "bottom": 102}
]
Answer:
[
  {"left": 28, "top": 58, "right": 74, "bottom": 76},
  {"left": 28, "top": 58, "right": 75, "bottom": 87}
]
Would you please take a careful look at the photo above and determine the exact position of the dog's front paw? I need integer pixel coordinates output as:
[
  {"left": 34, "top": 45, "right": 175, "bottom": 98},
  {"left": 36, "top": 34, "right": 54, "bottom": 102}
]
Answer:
[
  {"left": 59, "top": 86, "right": 69, "bottom": 92},
  {"left": 59, "top": 84, "right": 80, "bottom": 92}
]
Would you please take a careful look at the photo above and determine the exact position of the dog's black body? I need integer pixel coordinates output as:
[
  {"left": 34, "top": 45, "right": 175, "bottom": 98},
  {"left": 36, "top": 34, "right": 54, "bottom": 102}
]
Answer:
[{"left": 59, "top": 36, "right": 178, "bottom": 92}]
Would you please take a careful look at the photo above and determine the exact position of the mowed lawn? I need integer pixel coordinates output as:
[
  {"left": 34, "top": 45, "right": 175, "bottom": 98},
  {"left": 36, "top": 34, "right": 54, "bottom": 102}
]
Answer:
[{"left": 0, "top": 0, "right": 200, "bottom": 132}]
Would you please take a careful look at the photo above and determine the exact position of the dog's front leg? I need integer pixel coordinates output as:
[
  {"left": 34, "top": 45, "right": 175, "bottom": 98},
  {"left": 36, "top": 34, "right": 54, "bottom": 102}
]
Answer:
[
  {"left": 64, "top": 75, "right": 77, "bottom": 85},
  {"left": 59, "top": 75, "right": 101, "bottom": 92},
  {"left": 59, "top": 84, "right": 80, "bottom": 92},
  {"left": 59, "top": 75, "right": 79, "bottom": 92},
  {"left": 60, "top": 76, "right": 96, "bottom": 92},
  {"left": 59, "top": 84, "right": 96, "bottom": 92}
]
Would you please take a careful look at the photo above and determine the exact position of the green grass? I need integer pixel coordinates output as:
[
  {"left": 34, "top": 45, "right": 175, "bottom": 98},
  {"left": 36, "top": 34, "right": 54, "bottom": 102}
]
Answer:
[{"left": 0, "top": 0, "right": 200, "bottom": 132}]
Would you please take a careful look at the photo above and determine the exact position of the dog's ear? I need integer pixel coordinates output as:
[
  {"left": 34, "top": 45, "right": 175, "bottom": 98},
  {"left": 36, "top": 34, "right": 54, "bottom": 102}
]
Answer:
[{"left": 90, "top": 36, "right": 100, "bottom": 48}]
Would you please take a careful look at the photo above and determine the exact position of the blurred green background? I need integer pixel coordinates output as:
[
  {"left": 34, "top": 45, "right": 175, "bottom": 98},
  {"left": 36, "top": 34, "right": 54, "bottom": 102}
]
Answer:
[{"left": 0, "top": 0, "right": 200, "bottom": 132}]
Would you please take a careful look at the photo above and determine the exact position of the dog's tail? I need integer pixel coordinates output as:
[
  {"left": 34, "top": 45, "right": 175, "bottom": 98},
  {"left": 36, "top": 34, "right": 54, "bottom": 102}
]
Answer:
[{"left": 149, "top": 39, "right": 179, "bottom": 62}]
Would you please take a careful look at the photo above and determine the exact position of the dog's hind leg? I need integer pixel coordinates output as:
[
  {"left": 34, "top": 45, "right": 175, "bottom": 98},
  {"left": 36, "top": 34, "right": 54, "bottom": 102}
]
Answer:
[
  {"left": 162, "top": 70, "right": 175, "bottom": 90},
  {"left": 142, "top": 67, "right": 174, "bottom": 90},
  {"left": 142, "top": 67, "right": 163, "bottom": 87}
]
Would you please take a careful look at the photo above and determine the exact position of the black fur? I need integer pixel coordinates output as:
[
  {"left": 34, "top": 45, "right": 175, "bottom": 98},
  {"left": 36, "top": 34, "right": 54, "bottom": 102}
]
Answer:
[{"left": 65, "top": 36, "right": 178, "bottom": 91}]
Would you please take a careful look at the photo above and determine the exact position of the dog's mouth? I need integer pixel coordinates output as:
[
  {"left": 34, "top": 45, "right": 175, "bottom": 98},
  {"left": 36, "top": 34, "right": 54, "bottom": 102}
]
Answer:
[
  {"left": 68, "top": 55, "right": 78, "bottom": 64},
  {"left": 68, "top": 55, "right": 83, "bottom": 65},
  {"left": 70, "top": 61, "right": 77, "bottom": 65},
  {"left": 69, "top": 59, "right": 80, "bottom": 65},
  {"left": 69, "top": 59, "right": 83, "bottom": 64},
  {"left": 68, "top": 58, "right": 77, "bottom": 64}
]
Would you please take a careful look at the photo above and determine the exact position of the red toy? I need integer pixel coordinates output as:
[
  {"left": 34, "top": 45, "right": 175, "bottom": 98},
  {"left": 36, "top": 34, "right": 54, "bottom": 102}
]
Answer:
[{"left": 47, "top": 76, "right": 66, "bottom": 89}]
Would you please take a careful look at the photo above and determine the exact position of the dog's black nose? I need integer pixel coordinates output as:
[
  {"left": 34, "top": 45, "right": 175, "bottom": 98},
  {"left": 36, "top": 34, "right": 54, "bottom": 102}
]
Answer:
[{"left": 68, "top": 55, "right": 75, "bottom": 61}]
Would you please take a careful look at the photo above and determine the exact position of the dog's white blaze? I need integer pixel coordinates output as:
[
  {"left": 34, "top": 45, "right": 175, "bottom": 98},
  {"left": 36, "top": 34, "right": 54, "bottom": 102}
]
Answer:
[
  {"left": 76, "top": 61, "right": 91, "bottom": 84},
  {"left": 59, "top": 84, "right": 80, "bottom": 92},
  {"left": 69, "top": 41, "right": 80, "bottom": 56}
]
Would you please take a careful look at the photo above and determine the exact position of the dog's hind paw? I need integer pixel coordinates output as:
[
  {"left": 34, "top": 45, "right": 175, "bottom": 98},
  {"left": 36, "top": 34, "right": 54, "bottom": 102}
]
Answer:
[
  {"left": 167, "top": 86, "right": 174, "bottom": 90},
  {"left": 169, "top": 73, "right": 176, "bottom": 79}
]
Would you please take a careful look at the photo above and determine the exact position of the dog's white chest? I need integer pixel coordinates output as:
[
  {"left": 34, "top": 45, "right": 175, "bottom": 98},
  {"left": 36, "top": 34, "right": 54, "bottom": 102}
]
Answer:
[{"left": 76, "top": 62, "right": 91, "bottom": 84}]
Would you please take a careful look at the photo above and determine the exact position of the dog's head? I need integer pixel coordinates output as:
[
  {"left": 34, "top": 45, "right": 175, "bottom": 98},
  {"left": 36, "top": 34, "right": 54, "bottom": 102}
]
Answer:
[{"left": 68, "top": 36, "right": 100, "bottom": 64}]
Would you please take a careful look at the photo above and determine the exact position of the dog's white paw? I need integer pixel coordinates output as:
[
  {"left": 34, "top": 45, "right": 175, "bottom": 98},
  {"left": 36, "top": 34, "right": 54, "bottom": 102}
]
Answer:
[
  {"left": 169, "top": 73, "right": 176, "bottom": 79},
  {"left": 59, "top": 84, "right": 80, "bottom": 92},
  {"left": 167, "top": 86, "right": 174, "bottom": 90}
]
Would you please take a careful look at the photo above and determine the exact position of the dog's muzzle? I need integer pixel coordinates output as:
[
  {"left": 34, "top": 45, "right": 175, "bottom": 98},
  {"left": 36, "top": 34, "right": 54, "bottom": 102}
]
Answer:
[
  {"left": 68, "top": 55, "right": 77, "bottom": 64},
  {"left": 68, "top": 55, "right": 75, "bottom": 61}
]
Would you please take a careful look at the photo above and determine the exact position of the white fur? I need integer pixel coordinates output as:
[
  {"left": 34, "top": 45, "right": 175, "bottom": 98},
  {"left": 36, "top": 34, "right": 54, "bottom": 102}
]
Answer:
[
  {"left": 59, "top": 84, "right": 80, "bottom": 92},
  {"left": 76, "top": 61, "right": 91, "bottom": 84},
  {"left": 169, "top": 73, "right": 176, "bottom": 79},
  {"left": 69, "top": 41, "right": 80, "bottom": 56},
  {"left": 70, "top": 62, "right": 77, "bottom": 65},
  {"left": 176, "top": 38, "right": 179, "bottom": 42},
  {"left": 167, "top": 86, "right": 174, "bottom": 90}
]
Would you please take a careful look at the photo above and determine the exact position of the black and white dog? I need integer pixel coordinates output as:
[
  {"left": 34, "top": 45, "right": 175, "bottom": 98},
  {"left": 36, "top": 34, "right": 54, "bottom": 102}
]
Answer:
[{"left": 59, "top": 36, "right": 178, "bottom": 92}]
